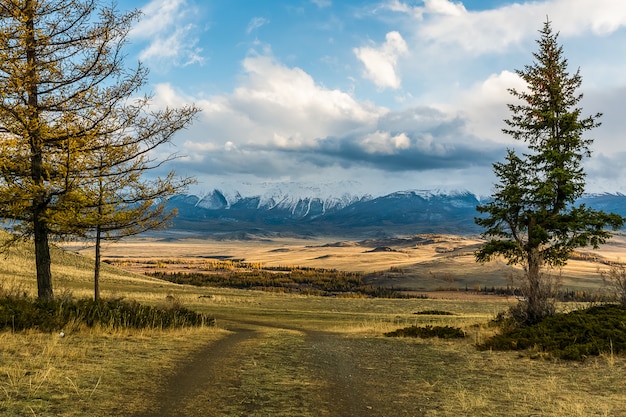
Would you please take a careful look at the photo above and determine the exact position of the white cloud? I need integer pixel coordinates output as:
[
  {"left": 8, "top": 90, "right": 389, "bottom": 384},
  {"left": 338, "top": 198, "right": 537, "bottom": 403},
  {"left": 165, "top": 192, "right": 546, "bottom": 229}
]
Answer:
[
  {"left": 384, "top": 0, "right": 626, "bottom": 55},
  {"left": 383, "top": 0, "right": 415, "bottom": 15},
  {"left": 394, "top": 132, "right": 411, "bottom": 149},
  {"left": 382, "top": 0, "right": 465, "bottom": 19},
  {"left": 147, "top": 51, "right": 513, "bottom": 195},
  {"left": 230, "top": 52, "right": 386, "bottom": 143},
  {"left": 132, "top": 0, "right": 185, "bottom": 37},
  {"left": 151, "top": 83, "right": 192, "bottom": 108},
  {"left": 546, "top": 0, "right": 626, "bottom": 36},
  {"left": 380, "top": 0, "right": 626, "bottom": 158},
  {"left": 247, "top": 17, "right": 269, "bottom": 34},
  {"left": 131, "top": 0, "right": 204, "bottom": 67},
  {"left": 155, "top": 52, "right": 387, "bottom": 163},
  {"left": 423, "top": 0, "right": 466, "bottom": 16},
  {"left": 354, "top": 31, "right": 408, "bottom": 89},
  {"left": 360, "top": 131, "right": 410, "bottom": 154},
  {"left": 455, "top": 70, "right": 526, "bottom": 143}
]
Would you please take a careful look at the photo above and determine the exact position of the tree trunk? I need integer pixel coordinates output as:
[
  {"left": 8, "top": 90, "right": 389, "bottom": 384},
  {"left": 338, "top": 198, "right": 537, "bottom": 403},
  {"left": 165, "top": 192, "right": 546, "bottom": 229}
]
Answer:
[
  {"left": 94, "top": 225, "right": 101, "bottom": 301},
  {"left": 26, "top": 0, "right": 53, "bottom": 300},
  {"left": 523, "top": 215, "right": 547, "bottom": 323},
  {"left": 34, "top": 214, "right": 53, "bottom": 299},
  {"left": 526, "top": 246, "right": 542, "bottom": 322}
]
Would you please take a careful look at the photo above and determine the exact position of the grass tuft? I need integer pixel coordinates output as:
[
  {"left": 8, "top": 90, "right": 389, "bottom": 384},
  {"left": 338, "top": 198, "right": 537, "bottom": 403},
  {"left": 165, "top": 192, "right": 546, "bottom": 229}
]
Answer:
[{"left": 0, "top": 291, "right": 214, "bottom": 332}]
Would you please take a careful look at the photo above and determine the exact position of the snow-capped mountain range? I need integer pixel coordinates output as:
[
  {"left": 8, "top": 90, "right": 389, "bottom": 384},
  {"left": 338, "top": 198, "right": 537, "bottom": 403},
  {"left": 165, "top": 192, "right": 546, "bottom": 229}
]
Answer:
[
  {"left": 161, "top": 188, "right": 626, "bottom": 238},
  {"left": 193, "top": 188, "right": 368, "bottom": 214}
]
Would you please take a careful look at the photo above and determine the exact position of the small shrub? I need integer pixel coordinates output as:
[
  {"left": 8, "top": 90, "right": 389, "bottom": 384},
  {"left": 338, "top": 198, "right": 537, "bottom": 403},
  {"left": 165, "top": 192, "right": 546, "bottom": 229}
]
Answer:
[
  {"left": 479, "top": 304, "right": 626, "bottom": 361},
  {"left": 601, "top": 264, "right": 626, "bottom": 305},
  {"left": 413, "top": 310, "right": 454, "bottom": 315},
  {"left": 384, "top": 325, "right": 465, "bottom": 339}
]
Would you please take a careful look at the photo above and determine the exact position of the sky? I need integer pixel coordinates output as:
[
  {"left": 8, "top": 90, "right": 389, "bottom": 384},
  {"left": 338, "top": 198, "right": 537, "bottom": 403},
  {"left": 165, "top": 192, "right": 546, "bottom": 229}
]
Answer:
[{"left": 121, "top": 0, "right": 626, "bottom": 197}]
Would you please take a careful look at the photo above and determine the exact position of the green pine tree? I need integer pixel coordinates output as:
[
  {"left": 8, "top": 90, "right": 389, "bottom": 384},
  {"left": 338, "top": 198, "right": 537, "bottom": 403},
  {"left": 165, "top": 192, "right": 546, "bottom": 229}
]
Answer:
[{"left": 475, "top": 19, "right": 624, "bottom": 324}]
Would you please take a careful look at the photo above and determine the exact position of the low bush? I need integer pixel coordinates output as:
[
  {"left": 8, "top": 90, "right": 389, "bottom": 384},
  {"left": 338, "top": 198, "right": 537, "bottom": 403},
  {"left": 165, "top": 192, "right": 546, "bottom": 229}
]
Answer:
[
  {"left": 479, "top": 304, "right": 626, "bottom": 361},
  {"left": 384, "top": 325, "right": 465, "bottom": 339},
  {"left": 148, "top": 268, "right": 415, "bottom": 298},
  {"left": 413, "top": 310, "right": 454, "bottom": 315},
  {"left": 0, "top": 293, "right": 214, "bottom": 332}
]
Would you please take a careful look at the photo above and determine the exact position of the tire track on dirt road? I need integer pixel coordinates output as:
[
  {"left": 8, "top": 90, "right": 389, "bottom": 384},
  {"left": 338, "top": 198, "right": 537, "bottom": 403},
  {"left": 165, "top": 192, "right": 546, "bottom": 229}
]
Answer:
[
  {"left": 136, "top": 325, "right": 258, "bottom": 417},
  {"left": 135, "top": 320, "right": 389, "bottom": 417},
  {"left": 303, "top": 331, "right": 378, "bottom": 417}
]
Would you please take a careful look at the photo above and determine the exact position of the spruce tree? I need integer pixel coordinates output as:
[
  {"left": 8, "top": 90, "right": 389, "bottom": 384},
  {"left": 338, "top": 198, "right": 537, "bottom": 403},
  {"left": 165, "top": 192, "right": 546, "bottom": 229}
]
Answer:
[{"left": 475, "top": 19, "right": 624, "bottom": 323}]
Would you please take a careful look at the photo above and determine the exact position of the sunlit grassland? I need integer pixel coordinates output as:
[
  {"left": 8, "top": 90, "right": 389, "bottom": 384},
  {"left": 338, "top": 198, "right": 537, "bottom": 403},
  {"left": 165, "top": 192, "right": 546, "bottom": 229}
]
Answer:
[
  {"left": 229, "top": 328, "right": 626, "bottom": 417},
  {"left": 0, "top": 235, "right": 225, "bottom": 416},
  {"left": 2, "top": 233, "right": 626, "bottom": 416},
  {"left": 83, "top": 233, "right": 626, "bottom": 292},
  {"left": 0, "top": 326, "right": 225, "bottom": 417}
]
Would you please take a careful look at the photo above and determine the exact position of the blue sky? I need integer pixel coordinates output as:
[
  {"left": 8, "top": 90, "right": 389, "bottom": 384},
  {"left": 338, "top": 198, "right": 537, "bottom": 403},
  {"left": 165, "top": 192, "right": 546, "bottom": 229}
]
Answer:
[{"left": 122, "top": 0, "right": 626, "bottom": 197}]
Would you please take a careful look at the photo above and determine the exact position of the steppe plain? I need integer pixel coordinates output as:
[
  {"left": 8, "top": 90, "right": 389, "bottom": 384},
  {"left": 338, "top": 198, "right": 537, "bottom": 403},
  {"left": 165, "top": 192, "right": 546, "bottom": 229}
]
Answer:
[
  {"left": 92, "top": 232, "right": 626, "bottom": 293},
  {"left": 3, "top": 233, "right": 626, "bottom": 416}
]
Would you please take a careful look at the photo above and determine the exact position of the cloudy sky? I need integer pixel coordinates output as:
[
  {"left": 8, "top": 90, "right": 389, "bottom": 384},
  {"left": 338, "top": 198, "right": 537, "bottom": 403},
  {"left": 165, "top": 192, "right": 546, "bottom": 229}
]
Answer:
[{"left": 123, "top": 0, "right": 626, "bottom": 197}]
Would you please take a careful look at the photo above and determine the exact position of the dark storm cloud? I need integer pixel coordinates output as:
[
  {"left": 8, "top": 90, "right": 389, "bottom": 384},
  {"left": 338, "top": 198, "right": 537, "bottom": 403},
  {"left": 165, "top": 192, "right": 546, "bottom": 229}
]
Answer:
[
  {"left": 311, "top": 134, "right": 505, "bottom": 171},
  {"left": 177, "top": 105, "right": 509, "bottom": 178},
  {"left": 290, "top": 106, "right": 508, "bottom": 172}
]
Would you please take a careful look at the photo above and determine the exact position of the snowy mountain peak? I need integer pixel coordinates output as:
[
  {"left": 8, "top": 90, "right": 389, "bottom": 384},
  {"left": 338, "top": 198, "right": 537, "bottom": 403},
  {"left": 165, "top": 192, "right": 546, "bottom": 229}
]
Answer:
[
  {"left": 194, "top": 184, "right": 369, "bottom": 213},
  {"left": 164, "top": 188, "right": 626, "bottom": 238}
]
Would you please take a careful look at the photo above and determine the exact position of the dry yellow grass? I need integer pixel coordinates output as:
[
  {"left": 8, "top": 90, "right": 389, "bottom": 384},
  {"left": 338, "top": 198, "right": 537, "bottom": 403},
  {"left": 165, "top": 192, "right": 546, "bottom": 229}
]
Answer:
[
  {"left": 3, "top": 232, "right": 626, "bottom": 416},
  {"left": 179, "top": 321, "right": 626, "bottom": 417},
  {"left": 0, "top": 325, "right": 224, "bottom": 416},
  {"left": 0, "top": 234, "right": 224, "bottom": 416},
  {"left": 66, "top": 232, "right": 626, "bottom": 293}
]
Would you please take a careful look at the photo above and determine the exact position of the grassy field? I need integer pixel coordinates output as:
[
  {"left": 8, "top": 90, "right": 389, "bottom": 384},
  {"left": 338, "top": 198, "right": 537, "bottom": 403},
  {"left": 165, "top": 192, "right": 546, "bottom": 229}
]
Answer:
[
  {"left": 75, "top": 232, "right": 626, "bottom": 292},
  {"left": 2, "top": 234, "right": 626, "bottom": 416}
]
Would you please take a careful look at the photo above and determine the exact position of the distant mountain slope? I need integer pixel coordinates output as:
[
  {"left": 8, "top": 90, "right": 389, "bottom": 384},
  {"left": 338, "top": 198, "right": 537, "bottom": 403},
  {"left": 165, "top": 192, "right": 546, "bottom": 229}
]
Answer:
[{"left": 164, "top": 190, "right": 626, "bottom": 238}]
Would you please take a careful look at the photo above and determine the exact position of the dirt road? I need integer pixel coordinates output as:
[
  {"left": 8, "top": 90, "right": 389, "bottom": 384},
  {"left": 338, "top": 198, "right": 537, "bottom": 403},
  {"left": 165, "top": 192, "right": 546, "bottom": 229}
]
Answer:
[{"left": 134, "top": 320, "right": 428, "bottom": 417}]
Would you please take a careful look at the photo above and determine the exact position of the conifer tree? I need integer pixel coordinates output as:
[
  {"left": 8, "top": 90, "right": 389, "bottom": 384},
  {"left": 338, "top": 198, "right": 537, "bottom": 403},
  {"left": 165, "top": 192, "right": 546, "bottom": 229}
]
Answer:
[
  {"left": 475, "top": 19, "right": 624, "bottom": 323},
  {"left": 65, "top": 122, "right": 195, "bottom": 300},
  {"left": 0, "top": 1, "right": 198, "bottom": 299}
]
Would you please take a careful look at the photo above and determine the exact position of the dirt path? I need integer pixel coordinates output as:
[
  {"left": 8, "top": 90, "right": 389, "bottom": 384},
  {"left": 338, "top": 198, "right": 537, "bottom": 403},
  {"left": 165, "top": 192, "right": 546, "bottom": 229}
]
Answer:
[
  {"left": 304, "top": 331, "right": 378, "bottom": 416},
  {"left": 134, "top": 321, "right": 393, "bottom": 417},
  {"left": 136, "top": 325, "right": 258, "bottom": 417}
]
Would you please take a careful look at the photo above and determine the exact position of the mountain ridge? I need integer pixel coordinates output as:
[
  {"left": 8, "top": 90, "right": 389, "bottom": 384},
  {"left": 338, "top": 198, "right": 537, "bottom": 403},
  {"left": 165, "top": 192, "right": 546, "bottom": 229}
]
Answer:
[
  {"left": 155, "top": 189, "right": 626, "bottom": 239},
  {"left": 162, "top": 189, "right": 626, "bottom": 239}
]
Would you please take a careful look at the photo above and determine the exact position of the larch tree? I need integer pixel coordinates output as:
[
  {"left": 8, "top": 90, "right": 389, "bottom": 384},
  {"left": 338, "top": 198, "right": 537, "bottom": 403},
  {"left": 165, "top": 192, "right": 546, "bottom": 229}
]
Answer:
[
  {"left": 475, "top": 19, "right": 624, "bottom": 324},
  {"left": 0, "top": 0, "right": 198, "bottom": 299},
  {"left": 64, "top": 116, "right": 196, "bottom": 301}
]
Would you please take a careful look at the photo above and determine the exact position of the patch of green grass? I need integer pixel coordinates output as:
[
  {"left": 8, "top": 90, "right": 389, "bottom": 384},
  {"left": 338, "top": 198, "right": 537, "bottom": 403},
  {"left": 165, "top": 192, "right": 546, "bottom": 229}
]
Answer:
[{"left": 479, "top": 304, "right": 626, "bottom": 360}]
